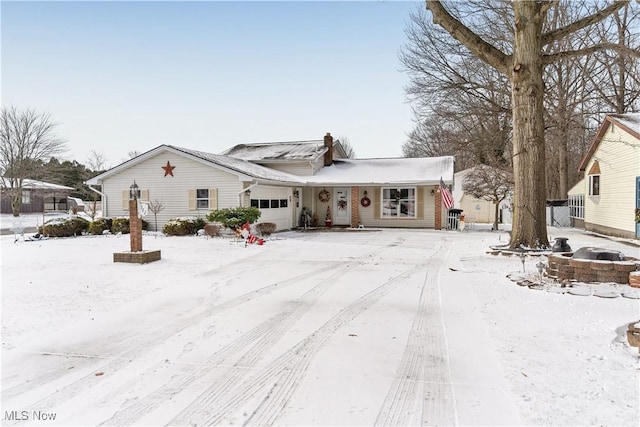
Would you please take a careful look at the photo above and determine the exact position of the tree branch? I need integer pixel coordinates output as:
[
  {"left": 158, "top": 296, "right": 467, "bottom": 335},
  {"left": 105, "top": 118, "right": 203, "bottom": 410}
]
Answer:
[
  {"left": 425, "top": 1, "right": 511, "bottom": 74},
  {"left": 543, "top": 42, "right": 640, "bottom": 64},
  {"left": 540, "top": 0, "right": 559, "bottom": 15},
  {"left": 542, "top": 0, "right": 630, "bottom": 46}
]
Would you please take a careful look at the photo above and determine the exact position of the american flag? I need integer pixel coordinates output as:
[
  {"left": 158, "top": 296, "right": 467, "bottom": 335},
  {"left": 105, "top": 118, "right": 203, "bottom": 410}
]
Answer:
[{"left": 440, "top": 178, "right": 454, "bottom": 210}]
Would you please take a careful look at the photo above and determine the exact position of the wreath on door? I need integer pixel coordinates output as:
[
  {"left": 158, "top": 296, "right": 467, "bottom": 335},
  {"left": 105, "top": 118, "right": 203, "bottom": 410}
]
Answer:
[
  {"left": 360, "top": 197, "right": 371, "bottom": 207},
  {"left": 318, "top": 189, "right": 331, "bottom": 203}
]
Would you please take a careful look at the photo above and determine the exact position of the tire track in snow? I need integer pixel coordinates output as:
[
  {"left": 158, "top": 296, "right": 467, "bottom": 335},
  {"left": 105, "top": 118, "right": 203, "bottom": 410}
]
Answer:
[
  {"left": 102, "top": 236, "right": 405, "bottom": 425},
  {"left": 1, "top": 256, "right": 287, "bottom": 401},
  {"left": 374, "top": 246, "right": 457, "bottom": 426},
  {"left": 99, "top": 263, "right": 350, "bottom": 426},
  {"left": 2, "top": 262, "right": 340, "bottom": 422},
  {"left": 420, "top": 264, "right": 457, "bottom": 427},
  {"left": 170, "top": 263, "right": 427, "bottom": 426},
  {"left": 374, "top": 276, "right": 430, "bottom": 426}
]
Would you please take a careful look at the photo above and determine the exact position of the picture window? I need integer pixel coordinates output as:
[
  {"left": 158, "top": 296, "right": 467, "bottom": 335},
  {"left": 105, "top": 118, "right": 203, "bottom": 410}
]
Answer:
[{"left": 382, "top": 187, "right": 416, "bottom": 218}]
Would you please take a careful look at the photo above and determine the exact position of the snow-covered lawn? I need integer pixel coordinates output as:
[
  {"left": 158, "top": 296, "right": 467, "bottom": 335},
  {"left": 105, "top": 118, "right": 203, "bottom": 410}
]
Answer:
[{"left": 1, "top": 226, "right": 638, "bottom": 426}]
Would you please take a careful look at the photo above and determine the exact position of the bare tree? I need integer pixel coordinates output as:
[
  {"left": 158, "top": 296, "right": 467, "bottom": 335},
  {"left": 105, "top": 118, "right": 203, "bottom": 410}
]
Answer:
[
  {"left": 584, "top": 3, "right": 640, "bottom": 114},
  {"left": 422, "top": 0, "right": 636, "bottom": 249},
  {"left": 84, "top": 150, "right": 109, "bottom": 220},
  {"left": 0, "top": 106, "right": 67, "bottom": 216},
  {"left": 86, "top": 150, "right": 109, "bottom": 172},
  {"left": 148, "top": 199, "right": 165, "bottom": 232},
  {"left": 400, "top": 7, "right": 513, "bottom": 170},
  {"left": 462, "top": 164, "right": 514, "bottom": 231},
  {"left": 335, "top": 136, "right": 356, "bottom": 159}
]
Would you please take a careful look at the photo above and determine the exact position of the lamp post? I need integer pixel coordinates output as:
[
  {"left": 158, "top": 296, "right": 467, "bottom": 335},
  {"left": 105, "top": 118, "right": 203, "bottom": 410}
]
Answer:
[
  {"left": 129, "top": 181, "right": 142, "bottom": 252},
  {"left": 129, "top": 181, "right": 139, "bottom": 201}
]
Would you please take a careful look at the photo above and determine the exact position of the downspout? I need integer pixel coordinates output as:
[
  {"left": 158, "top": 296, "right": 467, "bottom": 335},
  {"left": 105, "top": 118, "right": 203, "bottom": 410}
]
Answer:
[{"left": 85, "top": 183, "right": 107, "bottom": 217}]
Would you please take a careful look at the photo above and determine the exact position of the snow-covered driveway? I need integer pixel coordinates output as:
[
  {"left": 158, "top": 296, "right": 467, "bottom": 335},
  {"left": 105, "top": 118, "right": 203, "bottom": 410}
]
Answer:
[{"left": 1, "top": 228, "right": 637, "bottom": 425}]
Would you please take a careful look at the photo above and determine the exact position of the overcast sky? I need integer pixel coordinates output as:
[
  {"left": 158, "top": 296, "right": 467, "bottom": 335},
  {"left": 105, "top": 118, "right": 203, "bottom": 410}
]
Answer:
[{"left": 2, "top": 1, "right": 422, "bottom": 168}]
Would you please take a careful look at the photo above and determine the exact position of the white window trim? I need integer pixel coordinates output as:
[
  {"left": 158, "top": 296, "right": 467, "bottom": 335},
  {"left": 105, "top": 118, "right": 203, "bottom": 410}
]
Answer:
[
  {"left": 568, "top": 194, "right": 584, "bottom": 219},
  {"left": 588, "top": 175, "right": 600, "bottom": 197},
  {"left": 381, "top": 186, "right": 417, "bottom": 219},
  {"left": 196, "top": 188, "right": 209, "bottom": 210}
]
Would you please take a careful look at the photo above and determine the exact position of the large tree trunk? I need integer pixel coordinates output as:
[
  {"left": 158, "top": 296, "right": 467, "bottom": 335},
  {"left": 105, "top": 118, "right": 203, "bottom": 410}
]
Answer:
[{"left": 509, "top": 2, "right": 549, "bottom": 249}]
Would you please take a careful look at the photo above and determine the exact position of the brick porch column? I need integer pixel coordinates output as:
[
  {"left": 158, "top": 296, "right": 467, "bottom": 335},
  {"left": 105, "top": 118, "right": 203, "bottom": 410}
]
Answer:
[
  {"left": 434, "top": 186, "right": 442, "bottom": 230},
  {"left": 129, "top": 199, "right": 143, "bottom": 252},
  {"left": 351, "top": 186, "right": 359, "bottom": 228}
]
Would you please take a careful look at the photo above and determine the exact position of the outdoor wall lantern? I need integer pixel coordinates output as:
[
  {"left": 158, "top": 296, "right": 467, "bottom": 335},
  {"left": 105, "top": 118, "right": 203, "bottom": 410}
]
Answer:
[
  {"left": 129, "top": 181, "right": 139, "bottom": 200},
  {"left": 431, "top": 189, "right": 435, "bottom": 196},
  {"left": 293, "top": 190, "right": 300, "bottom": 198},
  {"left": 246, "top": 188, "right": 251, "bottom": 197}
]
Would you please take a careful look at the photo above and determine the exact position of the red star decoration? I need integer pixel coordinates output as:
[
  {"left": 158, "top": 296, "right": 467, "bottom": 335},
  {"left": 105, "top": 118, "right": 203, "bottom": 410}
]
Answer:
[{"left": 162, "top": 161, "right": 175, "bottom": 177}]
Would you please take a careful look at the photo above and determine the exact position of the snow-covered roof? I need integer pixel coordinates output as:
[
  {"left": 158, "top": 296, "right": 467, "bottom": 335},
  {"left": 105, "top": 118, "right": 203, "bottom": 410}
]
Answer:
[
  {"left": 612, "top": 113, "right": 640, "bottom": 136},
  {"left": 169, "top": 146, "right": 304, "bottom": 183},
  {"left": 86, "top": 144, "right": 454, "bottom": 187},
  {"left": 86, "top": 145, "right": 304, "bottom": 185},
  {"left": 222, "top": 140, "right": 326, "bottom": 162},
  {"left": 305, "top": 157, "right": 455, "bottom": 186},
  {"left": 0, "top": 178, "right": 75, "bottom": 191},
  {"left": 579, "top": 113, "right": 640, "bottom": 171}
]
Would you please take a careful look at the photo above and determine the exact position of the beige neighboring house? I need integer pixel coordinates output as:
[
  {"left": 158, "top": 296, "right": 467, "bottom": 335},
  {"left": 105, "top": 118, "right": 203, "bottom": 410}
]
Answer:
[
  {"left": 85, "top": 133, "right": 455, "bottom": 232},
  {"left": 451, "top": 167, "right": 512, "bottom": 225},
  {"left": 572, "top": 113, "right": 640, "bottom": 239}
]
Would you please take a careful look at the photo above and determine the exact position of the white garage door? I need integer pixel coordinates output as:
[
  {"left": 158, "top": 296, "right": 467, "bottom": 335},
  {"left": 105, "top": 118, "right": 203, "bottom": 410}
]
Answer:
[{"left": 249, "top": 186, "right": 293, "bottom": 232}]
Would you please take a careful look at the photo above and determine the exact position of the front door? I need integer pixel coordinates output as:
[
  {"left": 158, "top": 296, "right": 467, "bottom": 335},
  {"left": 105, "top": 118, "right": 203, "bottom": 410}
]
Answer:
[{"left": 333, "top": 187, "right": 350, "bottom": 226}]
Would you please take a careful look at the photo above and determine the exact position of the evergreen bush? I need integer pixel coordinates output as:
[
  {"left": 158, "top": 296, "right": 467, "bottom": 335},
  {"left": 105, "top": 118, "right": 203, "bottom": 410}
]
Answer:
[
  {"left": 110, "top": 217, "right": 149, "bottom": 234},
  {"left": 206, "top": 207, "right": 261, "bottom": 229},
  {"left": 88, "top": 217, "right": 113, "bottom": 235},
  {"left": 162, "top": 217, "right": 207, "bottom": 236},
  {"left": 40, "top": 217, "right": 90, "bottom": 237}
]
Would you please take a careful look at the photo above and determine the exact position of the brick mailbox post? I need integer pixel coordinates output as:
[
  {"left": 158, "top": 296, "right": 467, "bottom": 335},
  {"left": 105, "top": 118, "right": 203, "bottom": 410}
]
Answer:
[{"left": 113, "top": 181, "right": 161, "bottom": 264}]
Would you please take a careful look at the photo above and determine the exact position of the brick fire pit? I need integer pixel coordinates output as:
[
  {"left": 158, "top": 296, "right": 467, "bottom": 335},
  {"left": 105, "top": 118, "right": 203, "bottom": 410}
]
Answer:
[{"left": 547, "top": 250, "right": 639, "bottom": 286}]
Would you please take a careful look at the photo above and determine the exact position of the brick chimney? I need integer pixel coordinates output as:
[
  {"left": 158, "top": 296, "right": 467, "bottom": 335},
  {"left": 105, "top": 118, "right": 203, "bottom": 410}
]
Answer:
[{"left": 324, "top": 132, "right": 333, "bottom": 166}]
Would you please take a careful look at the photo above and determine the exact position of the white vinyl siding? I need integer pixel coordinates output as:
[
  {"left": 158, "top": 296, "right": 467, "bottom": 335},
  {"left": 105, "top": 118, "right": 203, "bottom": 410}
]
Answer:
[
  {"left": 103, "top": 152, "right": 244, "bottom": 231},
  {"left": 122, "top": 189, "right": 149, "bottom": 210},
  {"left": 583, "top": 125, "right": 640, "bottom": 235},
  {"left": 248, "top": 185, "right": 293, "bottom": 231},
  {"left": 259, "top": 162, "right": 315, "bottom": 176}
]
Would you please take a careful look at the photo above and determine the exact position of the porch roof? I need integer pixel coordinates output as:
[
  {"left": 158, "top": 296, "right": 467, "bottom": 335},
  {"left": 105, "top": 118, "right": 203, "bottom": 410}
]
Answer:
[{"left": 305, "top": 156, "right": 455, "bottom": 186}]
